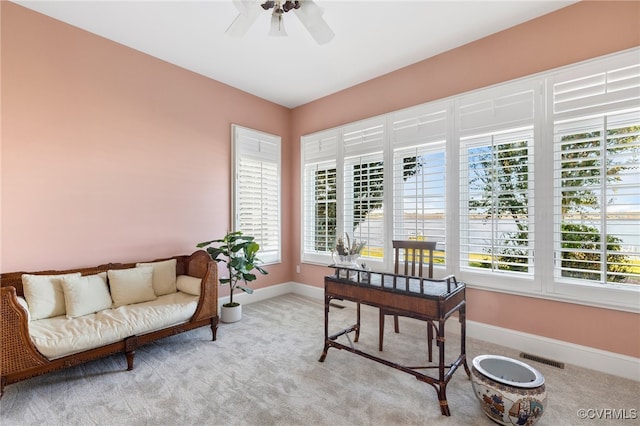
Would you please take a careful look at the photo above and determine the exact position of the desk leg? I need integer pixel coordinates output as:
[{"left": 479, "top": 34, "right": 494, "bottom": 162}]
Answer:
[
  {"left": 438, "top": 389, "right": 451, "bottom": 416},
  {"left": 319, "top": 294, "right": 331, "bottom": 362},
  {"left": 459, "top": 302, "right": 471, "bottom": 378},
  {"left": 355, "top": 302, "right": 361, "bottom": 342},
  {"left": 436, "top": 318, "right": 450, "bottom": 415}
]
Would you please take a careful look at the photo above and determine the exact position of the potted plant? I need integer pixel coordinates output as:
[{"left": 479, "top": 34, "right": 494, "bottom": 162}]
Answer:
[{"left": 197, "top": 231, "right": 268, "bottom": 323}]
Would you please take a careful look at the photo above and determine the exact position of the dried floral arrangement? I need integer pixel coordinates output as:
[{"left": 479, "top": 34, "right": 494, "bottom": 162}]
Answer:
[{"left": 334, "top": 233, "right": 366, "bottom": 256}]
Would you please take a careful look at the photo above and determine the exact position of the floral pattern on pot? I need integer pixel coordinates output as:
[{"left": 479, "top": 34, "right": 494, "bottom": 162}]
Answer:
[{"left": 471, "top": 363, "right": 547, "bottom": 426}]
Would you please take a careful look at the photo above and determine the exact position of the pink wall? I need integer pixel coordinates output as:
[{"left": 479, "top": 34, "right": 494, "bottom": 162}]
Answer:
[
  {"left": 290, "top": 1, "right": 640, "bottom": 358},
  {"left": 0, "top": 2, "right": 292, "bottom": 295}
]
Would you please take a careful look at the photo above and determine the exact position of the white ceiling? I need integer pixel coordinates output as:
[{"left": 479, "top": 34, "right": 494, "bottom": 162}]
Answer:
[{"left": 14, "top": 0, "right": 578, "bottom": 108}]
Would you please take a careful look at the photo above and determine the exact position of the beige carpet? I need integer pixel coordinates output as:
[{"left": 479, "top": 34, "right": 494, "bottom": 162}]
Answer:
[{"left": 1, "top": 294, "right": 638, "bottom": 425}]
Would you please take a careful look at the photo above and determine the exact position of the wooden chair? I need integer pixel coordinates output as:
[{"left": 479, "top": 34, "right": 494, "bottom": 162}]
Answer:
[{"left": 379, "top": 240, "right": 437, "bottom": 361}]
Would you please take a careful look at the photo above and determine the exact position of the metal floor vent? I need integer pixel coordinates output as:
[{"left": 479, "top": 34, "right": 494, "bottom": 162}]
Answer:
[
  {"left": 329, "top": 302, "right": 346, "bottom": 309},
  {"left": 520, "top": 352, "right": 565, "bottom": 369}
]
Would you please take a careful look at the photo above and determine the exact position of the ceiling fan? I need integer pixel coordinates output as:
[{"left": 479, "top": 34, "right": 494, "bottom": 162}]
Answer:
[{"left": 226, "top": 0, "right": 335, "bottom": 45}]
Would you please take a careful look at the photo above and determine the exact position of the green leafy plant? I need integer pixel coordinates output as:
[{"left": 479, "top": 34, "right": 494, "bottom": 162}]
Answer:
[{"left": 197, "top": 231, "right": 268, "bottom": 307}]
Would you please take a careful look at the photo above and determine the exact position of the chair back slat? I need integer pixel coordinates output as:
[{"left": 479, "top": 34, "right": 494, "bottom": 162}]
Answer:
[{"left": 392, "top": 240, "right": 437, "bottom": 279}]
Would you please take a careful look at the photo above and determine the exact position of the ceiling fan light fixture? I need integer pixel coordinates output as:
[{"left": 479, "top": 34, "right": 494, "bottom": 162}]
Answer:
[
  {"left": 282, "top": 1, "right": 300, "bottom": 13},
  {"left": 261, "top": 1, "right": 275, "bottom": 11},
  {"left": 227, "top": 0, "right": 333, "bottom": 45},
  {"left": 268, "top": 13, "right": 287, "bottom": 36}
]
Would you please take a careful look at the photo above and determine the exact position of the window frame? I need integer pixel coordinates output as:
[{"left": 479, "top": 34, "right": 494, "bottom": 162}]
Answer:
[{"left": 231, "top": 124, "right": 282, "bottom": 265}]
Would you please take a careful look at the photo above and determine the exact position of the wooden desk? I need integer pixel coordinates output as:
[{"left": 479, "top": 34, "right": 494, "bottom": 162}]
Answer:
[{"left": 318, "top": 268, "right": 470, "bottom": 416}]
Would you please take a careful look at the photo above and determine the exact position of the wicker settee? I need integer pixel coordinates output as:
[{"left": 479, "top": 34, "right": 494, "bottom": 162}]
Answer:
[{"left": 0, "top": 250, "right": 218, "bottom": 397}]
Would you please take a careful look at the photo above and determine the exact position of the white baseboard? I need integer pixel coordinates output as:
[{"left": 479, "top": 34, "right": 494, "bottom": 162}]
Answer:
[
  {"left": 289, "top": 282, "right": 325, "bottom": 300},
  {"left": 227, "top": 282, "right": 639, "bottom": 381},
  {"left": 218, "top": 282, "right": 300, "bottom": 307},
  {"left": 459, "top": 320, "right": 640, "bottom": 382}
]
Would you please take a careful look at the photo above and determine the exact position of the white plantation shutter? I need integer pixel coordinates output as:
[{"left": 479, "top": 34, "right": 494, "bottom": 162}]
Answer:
[
  {"left": 302, "top": 129, "right": 338, "bottom": 163},
  {"left": 342, "top": 118, "right": 386, "bottom": 263},
  {"left": 551, "top": 52, "right": 640, "bottom": 120},
  {"left": 342, "top": 117, "right": 385, "bottom": 156},
  {"left": 551, "top": 50, "right": 640, "bottom": 285},
  {"left": 232, "top": 125, "right": 281, "bottom": 264},
  {"left": 344, "top": 152, "right": 385, "bottom": 261},
  {"left": 393, "top": 145, "right": 446, "bottom": 262},
  {"left": 301, "top": 130, "right": 339, "bottom": 263},
  {"left": 391, "top": 103, "right": 449, "bottom": 266},
  {"left": 460, "top": 129, "right": 535, "bottom": 274},
  {"left": 391, "top": 105, "right": 448, "bottom": 148},
  {"left": 458, "top": 81, "right": 537, "bottom": 276},
  {"left": 458, "top": 83, "right": 536, "bottom": 138}
]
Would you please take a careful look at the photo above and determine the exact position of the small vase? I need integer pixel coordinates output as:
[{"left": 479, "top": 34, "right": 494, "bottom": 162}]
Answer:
[{"left": 333, "top": 254, "right": 361, "bottom": 280}]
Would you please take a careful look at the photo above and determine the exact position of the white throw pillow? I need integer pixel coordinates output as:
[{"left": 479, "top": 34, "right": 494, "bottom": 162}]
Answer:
[
  {"left": 108, "top": 266, "right": 157, "bottom": 307},
  {"left": 60, "top": 272, "right": 112, "bottom": 318},
  {"left": 136, "top": 259, "right": 177, "bottom": 296},
  {"left": 176, "top": 275, "right": 202, "bottom": 296},
  {"left": 22, "top": 273, "right": 81, "bottom": 320}
]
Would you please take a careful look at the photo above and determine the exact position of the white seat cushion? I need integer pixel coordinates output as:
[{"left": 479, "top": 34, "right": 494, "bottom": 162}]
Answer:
[{"left": 28, "top": 292, "right": 198, "bottom": 359}]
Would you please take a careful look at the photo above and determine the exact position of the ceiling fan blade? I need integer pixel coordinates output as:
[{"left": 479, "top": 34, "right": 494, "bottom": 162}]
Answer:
[
  {"left": 226, "top": 1, "right": 262, "bottom": 38},
  {"left": 294, "top": 0, "right": 335, "bottom": 45}
]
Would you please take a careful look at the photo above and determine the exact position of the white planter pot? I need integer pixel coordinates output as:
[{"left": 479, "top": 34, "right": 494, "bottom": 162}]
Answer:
[{"left": 220, "top": 304, "right": 242, "bottom": 323}]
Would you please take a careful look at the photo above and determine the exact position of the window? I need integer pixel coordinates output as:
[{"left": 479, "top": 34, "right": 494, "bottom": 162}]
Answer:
[
  {"left": 344, "top": 153, "right": 384, "bottom": 258},
  {"left": 461, "top": 129, "right": 534, "bottom": 275},
  {"left": 342, "top": 118, "right": 386, "bottom": 263},
  {"left": 301, "top": 48, "right": 640, "bottom": 310},
  {"left": 232, "top": 125, "right": 281, "bottom": 264},
  {"left": 302, "top": 121, "right": 388, "bottom": 266},
  {"left": 302, "top": 130, "right": 338, "bottom": 264},
  {"left": 554, "top": 114, "right": 640, "bottom": 284},
  {"left": 391, "top": 104, "right": 448, "bottom": 265},
  {"left": 551, "top": 56, "right": 640, "bottom": 287},
  {"left": 458, "top": 82, "right": 537, "bottom": 285}
]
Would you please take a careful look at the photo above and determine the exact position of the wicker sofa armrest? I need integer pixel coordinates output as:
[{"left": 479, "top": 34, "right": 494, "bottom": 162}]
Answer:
[
  {"left": 1, "top": 286, "right": 48, "bottom": 378},
  {"left": 185, "top": 250, "right": 218, "bottom": 322}
]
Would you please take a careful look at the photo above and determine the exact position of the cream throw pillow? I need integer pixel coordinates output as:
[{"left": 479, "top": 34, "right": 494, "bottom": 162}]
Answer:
[
  {"left": 176, "top": 275, "right": 202, "bottom": 296},
  {"left": 108, "top": 266, "right": 156, "bottom": 307},
  {"left": 136, "top": 259, "right": 177, "bottom": 296},
  {"left": 60, "top": 272, "right": 112, "bottom": 319},
  {"left": 22, "top": 273, "right": 81, "bottom": 320}
]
